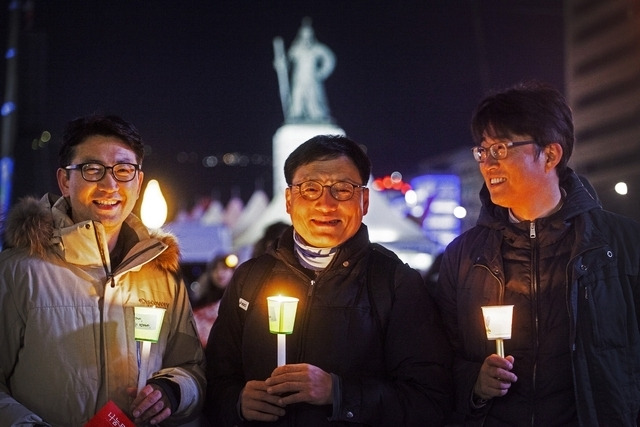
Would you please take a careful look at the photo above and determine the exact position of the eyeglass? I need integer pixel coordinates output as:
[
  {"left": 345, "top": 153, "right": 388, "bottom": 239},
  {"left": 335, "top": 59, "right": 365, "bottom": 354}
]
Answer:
[
  {"left": 64, "top": 162, "right": 141, "bottom": 182},
  {"left": 289, "top": 180, "right": 366, "bottom": 201},
  {"left": 471, "top": 140, "right": 537, "bottom": 163}
]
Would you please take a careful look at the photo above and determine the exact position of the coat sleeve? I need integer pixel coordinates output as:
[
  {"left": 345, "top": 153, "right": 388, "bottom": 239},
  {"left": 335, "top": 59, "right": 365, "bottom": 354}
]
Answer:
[
  {"left": 432, "top": 244, "right": 490, "bottom": 422},
  {"left": 150, "top": 273, "right": 207, "bottom": 425},
  {"left": 203, "top": 263, "right": 251, "bottom": 425},
  {"left": 0, "top": 252, "right": 51, "bottom": 426},
  {"left": 335, "top": 264, "right": 454, "bottom": 426}
]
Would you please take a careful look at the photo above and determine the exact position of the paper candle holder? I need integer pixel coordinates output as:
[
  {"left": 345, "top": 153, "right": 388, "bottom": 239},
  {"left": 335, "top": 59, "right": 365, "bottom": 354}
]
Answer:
[
  {"left": 481, "top": 305, "right": 514, "bottom": 358},
  {"left": 267, "top": 296, "right": 299, "bottom": 334},
  {"left": 481, "top": 305, "right": 514, "bottom": 339},
  {"left": 134, "top": 306, "right": 166, "bottom": 343}
]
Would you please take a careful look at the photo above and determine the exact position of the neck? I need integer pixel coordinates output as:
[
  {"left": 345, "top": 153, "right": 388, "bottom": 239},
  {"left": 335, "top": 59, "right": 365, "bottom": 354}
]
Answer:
[{"left": 510, "top": 186, "right": 564, "bottom": 221}]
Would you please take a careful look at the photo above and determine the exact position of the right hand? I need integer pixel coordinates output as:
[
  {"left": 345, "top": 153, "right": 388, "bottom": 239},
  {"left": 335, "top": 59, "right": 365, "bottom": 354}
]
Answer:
[
  {"left": 240, "top": 380, "right": 286, "bottom": 422},
  {"left": 473, "top": 354, "right": 518, "bottom": 401}
]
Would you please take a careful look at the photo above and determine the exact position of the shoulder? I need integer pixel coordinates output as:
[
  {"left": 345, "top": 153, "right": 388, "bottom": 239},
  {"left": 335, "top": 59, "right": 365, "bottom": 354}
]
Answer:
[{"left": 3, "top": 196, "right": 54, "bottom": 258}]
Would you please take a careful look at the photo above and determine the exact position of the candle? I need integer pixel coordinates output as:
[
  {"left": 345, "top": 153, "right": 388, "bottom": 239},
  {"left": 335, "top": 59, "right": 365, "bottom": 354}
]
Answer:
[
  {"left": 481, "top": 305, "right": 514, "bottom": 358},
  {"left": 267, "top": 296, "right": 299, "bottom": 366},
  {"left": 134, "top": 306, "right": 166, "bottom": 392}
]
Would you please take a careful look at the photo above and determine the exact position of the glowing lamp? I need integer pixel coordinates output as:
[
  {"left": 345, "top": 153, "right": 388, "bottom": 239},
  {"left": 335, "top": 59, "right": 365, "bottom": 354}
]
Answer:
[
  {"left": 481, "top": 305, "right": 514, "bottom": 358},
  {"left": 267, "top": 296, "right": 299, "bottom": 366},
  {"left": 141, "top": 179, "right": 167, "bottom": 229}
]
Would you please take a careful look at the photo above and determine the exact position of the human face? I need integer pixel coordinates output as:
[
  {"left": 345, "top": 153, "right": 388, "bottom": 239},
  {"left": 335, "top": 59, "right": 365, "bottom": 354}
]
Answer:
[
  {"left": 57, "top": 135, "right": 143, "bottom": 236},
  {"left": 478, "top": 133, "right": 555, "bottom": 218},
  {"left": 285, "top": 155, "right": 369, "bottom": 248}
]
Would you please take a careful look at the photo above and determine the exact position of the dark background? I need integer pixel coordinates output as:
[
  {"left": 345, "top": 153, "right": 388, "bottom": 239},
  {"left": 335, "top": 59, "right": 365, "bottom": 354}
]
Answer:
[{"left": 3, "top": 0, "right": 564, "bottom": 220}]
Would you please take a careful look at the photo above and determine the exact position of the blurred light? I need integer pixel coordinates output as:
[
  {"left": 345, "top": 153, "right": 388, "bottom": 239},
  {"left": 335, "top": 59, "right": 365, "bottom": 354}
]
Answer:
[
  {"left": 177, "top": 152, "right": 189, "bottom": 163},
  {"left": 368, "top": 228, "right": 398, "bottom": 242},
  {"left": 404, "top": 189, "right": 417, "bottom": 205},
  {"left": 223, "top": 153, "right": 237, "bottom": 165},
  {"left": 1, "top": 102, "right": 16, "bottom": 116},
  {"left": 615, "top": 182, "right": 628, "bottom": 195},
  {"left": 430, "top": 200, "right": 459, "bottom": 214},
  {"left": 141, "top": 179, "right": 168, "bottom": 229},
  {"left": 225, "top": 254, "right": 239, "bottom": 268},
  {"left": 390, "top": 171, "right": 402, "bottom": 183},
  {"left": 410, "top": 205, "right": 424, "bottom": 217},
  {"left": 203, "top": 155, "right": 218, "bottom": 167},
  {"left": 453, "top": 206, "right": 467, "bottom": 219},
  {"left": 5, "top": 48, "right": 16, "bottom": 59}
]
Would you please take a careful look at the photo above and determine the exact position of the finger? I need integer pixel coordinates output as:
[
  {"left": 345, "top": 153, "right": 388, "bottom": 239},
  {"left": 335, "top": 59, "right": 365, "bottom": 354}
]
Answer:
[
  {"left": 132, "top": 388, "right": 163, "bottom": 419},
  {"left": 147, "top": 406, "right": 172, "bottom": 425}
]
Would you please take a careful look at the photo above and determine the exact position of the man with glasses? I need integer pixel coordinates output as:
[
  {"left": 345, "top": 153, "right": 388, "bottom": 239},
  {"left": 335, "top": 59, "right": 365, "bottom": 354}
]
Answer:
[
  {"left": 205, "top": 134, "right": 452, "bottom": 426},
  {"left": 0, "top": 114, "right": 205, "bottom": 426},
  {"left": 432, "top": 81, "right": 640, "bottom": 425}
]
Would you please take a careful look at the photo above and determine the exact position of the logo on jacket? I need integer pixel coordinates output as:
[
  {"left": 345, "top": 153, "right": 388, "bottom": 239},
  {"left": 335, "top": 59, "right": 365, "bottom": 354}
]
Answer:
[{"left": 138, "top": 298, "right": 169, "bottom": 309}]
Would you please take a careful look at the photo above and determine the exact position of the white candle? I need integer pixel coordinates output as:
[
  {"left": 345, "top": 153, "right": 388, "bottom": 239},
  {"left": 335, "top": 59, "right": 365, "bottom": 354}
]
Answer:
[
  {"left": 134, "top": 306, "right": 166, "bottom": 392},
  {"left": 267, "top": 296, "right": 299, "bottom": 367}
]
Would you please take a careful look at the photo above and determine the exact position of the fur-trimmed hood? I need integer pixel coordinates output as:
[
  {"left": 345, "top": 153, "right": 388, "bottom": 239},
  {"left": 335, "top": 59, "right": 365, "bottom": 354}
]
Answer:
[{"left": 3, "top": 194, "right": 181, "bottom": 275}]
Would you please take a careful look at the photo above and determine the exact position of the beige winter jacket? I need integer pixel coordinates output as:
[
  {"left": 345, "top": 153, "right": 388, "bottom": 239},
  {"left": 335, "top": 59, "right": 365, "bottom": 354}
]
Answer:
[{"left": 0, "top": 194, "right": 205, "bottom": 426}]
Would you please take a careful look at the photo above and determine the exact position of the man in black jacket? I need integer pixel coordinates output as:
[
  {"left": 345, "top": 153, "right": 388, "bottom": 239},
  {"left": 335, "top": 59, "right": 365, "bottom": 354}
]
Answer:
[
  {"left": 205, "top": 135, "right": 452, "bottom": 426},
  {"left": 432, "top": 81, "right": 640, "bottom": 426}
]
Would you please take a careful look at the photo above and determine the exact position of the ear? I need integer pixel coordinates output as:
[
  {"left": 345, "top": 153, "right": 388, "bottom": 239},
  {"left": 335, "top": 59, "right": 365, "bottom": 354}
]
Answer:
[
  {"left": 285, "top": 187, "right": 292, "bottom": 214},
  {"left": 57, "top": 168, "right": 70, "bottom": 196},
  {"left": 135, "top": 170, "right": 144, "bottom": 199},
  {"left": 362, "top": 187, "right": 369, "bottom": 216},
  {"left": 544, "top": 143, "right": 563, "bottom": 172}
]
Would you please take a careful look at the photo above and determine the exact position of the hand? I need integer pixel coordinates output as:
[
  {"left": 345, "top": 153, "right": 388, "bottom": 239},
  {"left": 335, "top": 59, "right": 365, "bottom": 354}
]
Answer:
[
  {"left": 265, "top": 363, "right": 333, "bottom": 406},
  {"left": 473, "top": 354, "right": 518, "bottom": 401},
  {"left": 128, "top": 384, "right": 172, "bottom": 425},
  {"left": 240, "top": 380, "right": 286, "bottom": 422}
]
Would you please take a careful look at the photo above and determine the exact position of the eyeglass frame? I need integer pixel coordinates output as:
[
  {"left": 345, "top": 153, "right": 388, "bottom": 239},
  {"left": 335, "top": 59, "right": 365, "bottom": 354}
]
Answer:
[
  {"left": 288, "top": 180, "right": 367, "bottom": 201},
  {"left": 64, "top": 162, "right": 141, "bottom": 182},
  {"left": 471, "top": 140, "right": 537, "bottom": 163}
]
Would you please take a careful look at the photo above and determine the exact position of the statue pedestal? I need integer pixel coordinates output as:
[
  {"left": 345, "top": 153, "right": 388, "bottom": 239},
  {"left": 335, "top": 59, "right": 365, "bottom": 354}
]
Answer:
[{"left": 272, "top": 123, "right": 345, "bottom": 196}]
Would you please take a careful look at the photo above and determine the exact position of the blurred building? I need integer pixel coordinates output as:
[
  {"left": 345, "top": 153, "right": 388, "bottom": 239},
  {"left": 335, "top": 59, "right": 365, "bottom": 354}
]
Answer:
[{"left": 565, "top": 0, "right": 640, "bottom": 222}]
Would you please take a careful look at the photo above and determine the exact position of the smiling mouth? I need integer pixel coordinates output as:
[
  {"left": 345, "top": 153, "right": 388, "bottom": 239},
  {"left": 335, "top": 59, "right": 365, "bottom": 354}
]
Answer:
[
  {"left": 94, "top": 200, "right": 119, "bottom": 207},
  {"left": 313, "top": 219, "right": 340, "bottom": 226},
  {"left": 490, "top": 177, "right": 506, "bottom": 185}
]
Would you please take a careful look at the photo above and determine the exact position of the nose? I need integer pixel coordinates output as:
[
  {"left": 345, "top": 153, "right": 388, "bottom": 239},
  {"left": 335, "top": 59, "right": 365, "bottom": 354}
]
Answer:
[
  {"left": 97, "top": 168, "right": 120, "bottom": 189},
  {"left": 315, "top": 187, "right": 338, "bottom": 210}
]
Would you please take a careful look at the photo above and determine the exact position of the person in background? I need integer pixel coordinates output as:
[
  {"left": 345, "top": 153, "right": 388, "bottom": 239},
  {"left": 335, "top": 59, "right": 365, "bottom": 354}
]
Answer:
[
  {"left": 205, "top": 134, "right": 452, "bottom": 426},
  {"left": 192, "top": 253, "right": 238, "bottom": 347},
  {"left": 251, "top": 221, "right": 290, "bottom": 258},
  {"left": 432, "top": 81, "right": 640, "bottom": 426},
  {"left": 0, "top": 114, "right": 205, "bottom": 426}
]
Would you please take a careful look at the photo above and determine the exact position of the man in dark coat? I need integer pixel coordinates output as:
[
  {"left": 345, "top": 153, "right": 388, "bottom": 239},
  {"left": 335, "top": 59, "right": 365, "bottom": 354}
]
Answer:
[
  {"left": 433, "top": 81, "right": 640, "bottom": 426},
  {"left": 205, "top": 135, "right": 453, "bottom": 426}
]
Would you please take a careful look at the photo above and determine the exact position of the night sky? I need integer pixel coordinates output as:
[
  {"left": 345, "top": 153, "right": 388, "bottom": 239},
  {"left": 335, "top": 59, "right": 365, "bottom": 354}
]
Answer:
[{"left": 3, "top": 0, "right": 564, "bottom": 219}]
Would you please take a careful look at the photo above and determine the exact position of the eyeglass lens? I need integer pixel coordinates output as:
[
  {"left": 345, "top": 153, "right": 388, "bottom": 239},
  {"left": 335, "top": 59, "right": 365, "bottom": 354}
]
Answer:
[
  {"left": 82, "top": 163, "right": 138, "bottom": 182},
  {"left": 297, "top": 181, "right": 357, "bottom": 201}
]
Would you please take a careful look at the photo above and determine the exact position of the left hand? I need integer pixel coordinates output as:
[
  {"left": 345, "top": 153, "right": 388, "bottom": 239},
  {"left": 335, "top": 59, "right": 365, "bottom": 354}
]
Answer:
[
  {"left": 128, "top": 384, "right": 172, "bottom": 425},
  {"left": 264, "top": 363, "right": 333, "bottom": 406}
]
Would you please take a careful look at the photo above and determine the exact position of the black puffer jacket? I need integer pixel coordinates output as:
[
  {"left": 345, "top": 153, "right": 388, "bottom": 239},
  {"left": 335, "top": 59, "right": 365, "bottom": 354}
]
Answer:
[
  {"left": 434, "top": 171, "right": 640, "bottom": 426},
  {"left": 205, "top": 224, "right": 453, "bottom": 426}
]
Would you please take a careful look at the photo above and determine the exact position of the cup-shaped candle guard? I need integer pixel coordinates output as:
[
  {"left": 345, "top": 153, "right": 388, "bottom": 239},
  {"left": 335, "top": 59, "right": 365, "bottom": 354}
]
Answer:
[
  {"left": 481, "top": 305, "right": 514, "bottom": 340},
  {"left": 267, "top": 296, "right": 299, "bottom": 334},
  {"left": 481, "top": 305, "right": 514, "bottom": 357},
  {"left": 134, "top": 306, "right": 166, "bottom": 343}
]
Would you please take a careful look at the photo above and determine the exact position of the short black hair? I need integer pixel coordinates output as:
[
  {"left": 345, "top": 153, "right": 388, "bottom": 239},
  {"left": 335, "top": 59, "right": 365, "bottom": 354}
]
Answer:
[
  {"left": 284, "top": 134, "right": 371, "bottom": 185},
  {"left": 59, "top": 114, "right": 144, "bottom": 167},
  {"left": 471, "top": 81, "right": 574, "bottom": 179}
]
